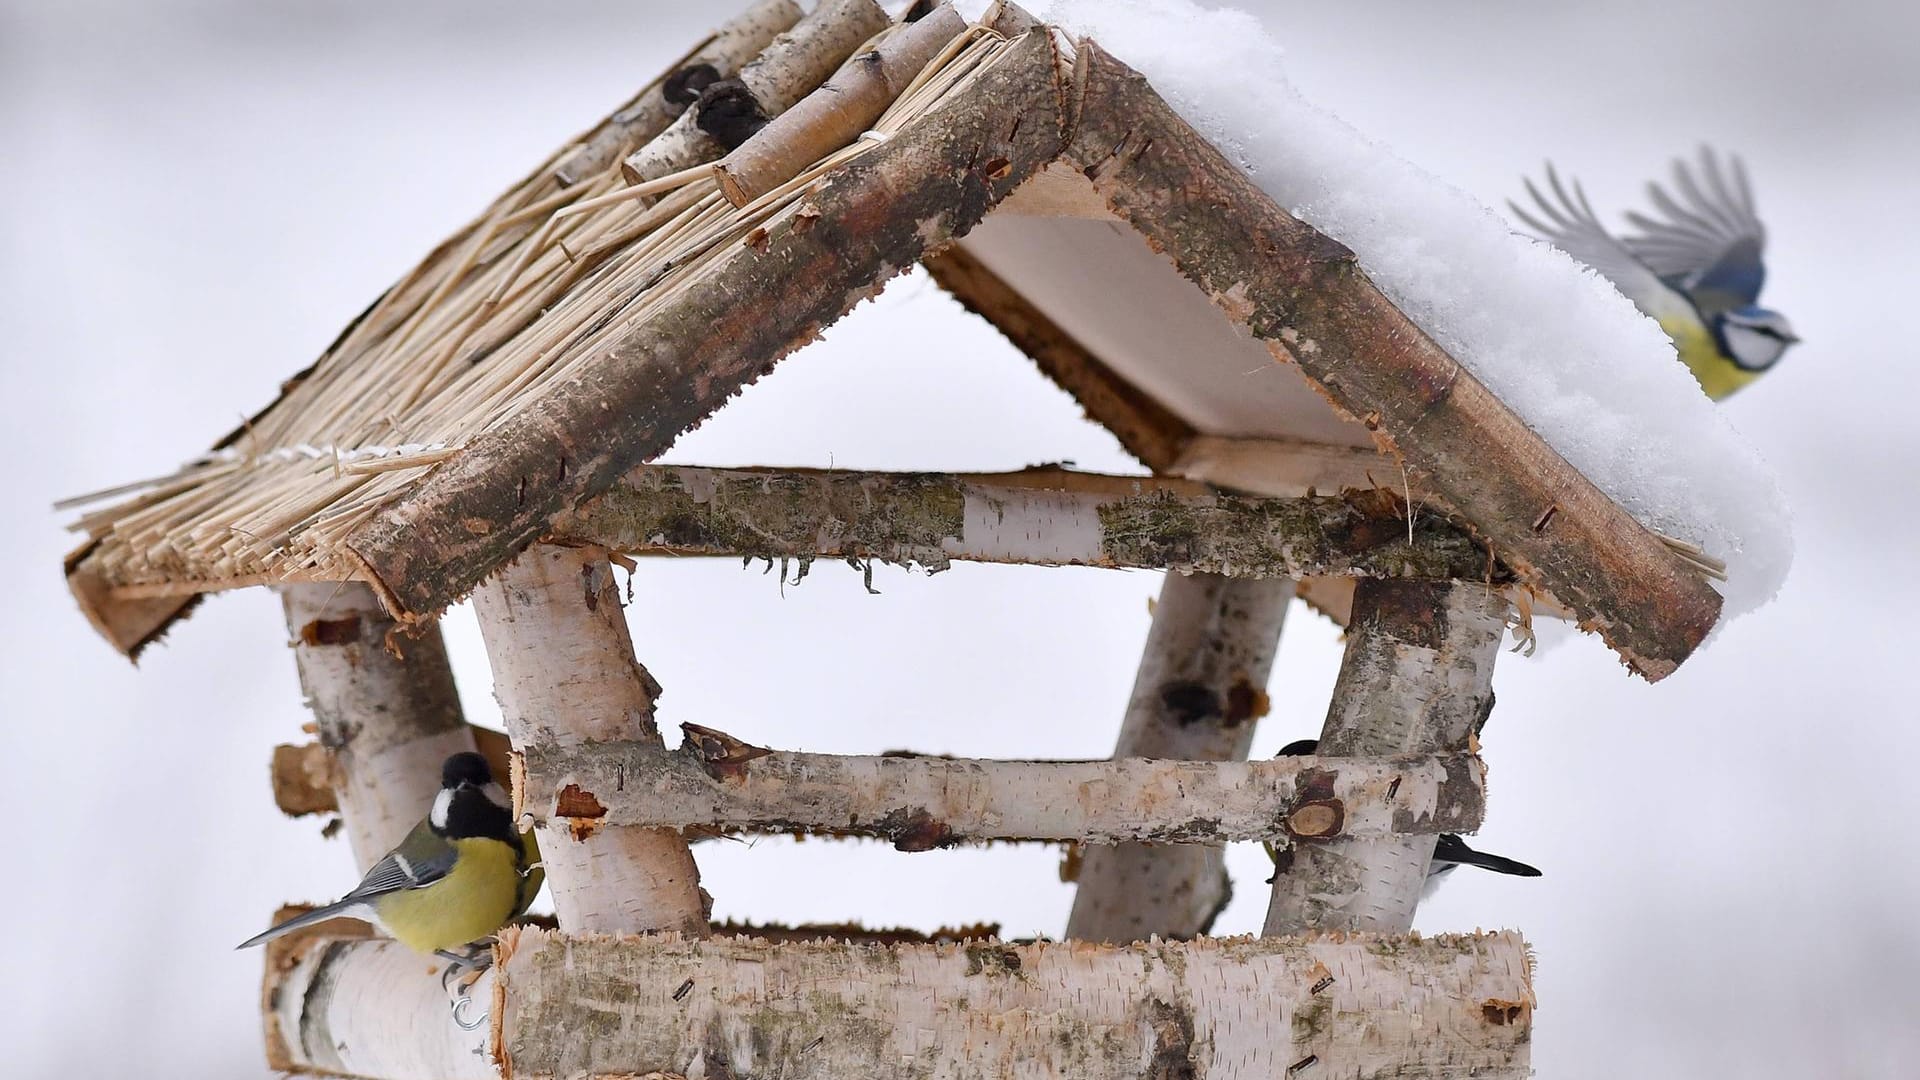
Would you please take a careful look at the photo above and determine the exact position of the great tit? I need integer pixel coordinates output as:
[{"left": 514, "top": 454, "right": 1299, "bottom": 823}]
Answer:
[
  {"left": 1267, "top": 739, "right": 1540, "bottom": 895},
  {"left": 1511, "top": 147, "right": 1798, "bottom": 400},
  {"left": 239, "top": 751, "right": 543, "bottom": 955}
]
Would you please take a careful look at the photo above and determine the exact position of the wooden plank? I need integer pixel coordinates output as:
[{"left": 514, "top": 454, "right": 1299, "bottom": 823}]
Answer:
[
  {"left": 553, "top": 464, "right": 1501, "bottom": 582},
  {"left": 1066, "top": 571, "right": 1291, "bottom": 943},
  {"left": 922, "top": 243, "right": 1194, "bottom": 470},
  {"left": 1263, "top": 580, "right": 1505, "bottom": 936},
  {"left": 1063, "top": 42, "right": 1721, "bottom": 679},
  {"left": 518, "top": 725, "right": 1485, "bottom": 846},
  {"left": 341, "top": 31, "right": 1071, "bottom": 624}
]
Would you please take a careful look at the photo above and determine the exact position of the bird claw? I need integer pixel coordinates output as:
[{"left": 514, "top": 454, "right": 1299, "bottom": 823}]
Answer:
[{"left": 438, "top": 941, "right": 496, "bottom": 1029}]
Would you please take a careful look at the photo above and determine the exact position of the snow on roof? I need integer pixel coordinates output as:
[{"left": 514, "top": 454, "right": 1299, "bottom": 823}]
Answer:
[{"left": 1037, "top": 0, "right": 1792, "bottom": 626}]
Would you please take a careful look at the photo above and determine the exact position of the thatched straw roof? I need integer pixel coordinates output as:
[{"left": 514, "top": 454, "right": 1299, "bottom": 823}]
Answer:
[{"left": 61, "top": 0, "right": 1723, "bottom": 677}]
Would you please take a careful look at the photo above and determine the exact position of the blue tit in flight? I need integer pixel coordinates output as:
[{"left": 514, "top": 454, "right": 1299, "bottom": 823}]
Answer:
[
  {"left": 1267, "top": 739, "right": 1540, "bottom": 895},
  {"left": 1511, "top": 147, "right": 1798, "bottom": 399},
  {"left": 239, "top": 752, "right": 542, "bottom": 955}
]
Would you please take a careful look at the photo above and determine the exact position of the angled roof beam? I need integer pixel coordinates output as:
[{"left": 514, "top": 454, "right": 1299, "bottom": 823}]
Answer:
[
  {"left": 1061, "top": 42, "right": 1721, "bottom": 678},
  {"left": 337, "top": 30, "right": 1072, "bottom": 624}
]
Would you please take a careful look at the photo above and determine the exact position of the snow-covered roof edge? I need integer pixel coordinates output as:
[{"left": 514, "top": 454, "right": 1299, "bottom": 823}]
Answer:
[{"left": 1040, "top": 0, "right": 1792, "bottom": 630}]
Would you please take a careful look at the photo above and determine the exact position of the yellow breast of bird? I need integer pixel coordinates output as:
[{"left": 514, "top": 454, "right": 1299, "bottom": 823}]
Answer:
[
  {"left": 373, "top": 837, "right": 523, "bottom": 954},
  {"left": 1660, "top": 314, "right": 1759, "bottom": 400}
]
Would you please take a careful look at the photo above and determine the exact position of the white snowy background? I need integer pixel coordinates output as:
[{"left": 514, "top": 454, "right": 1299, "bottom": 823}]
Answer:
[{"left": 4, "top": 1, "right": 1916, "bottom": 1076}]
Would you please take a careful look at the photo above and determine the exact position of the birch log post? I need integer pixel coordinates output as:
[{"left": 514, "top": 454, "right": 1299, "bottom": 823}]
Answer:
[
  {"left": 490, "top": 926, "right": 1534, "bottom": 1078},
  {"left": 713, "top": 4, "right": 968, "bottom": 205},
  {"left": 621, "top": 0, "right": 890, "bottom": 184},
  {"left": 1263, "top": 579, "right": 1507, "bottom": 935},
  {"left": 472, "top": 544, "right": 709, "bottom": 936},
  {"left": 1067, "top": 572, "right": 1291, "bottom": 943},
  {"left": 280, "top": 582, "right": 475, "bottom": 871},
  {"left": 518, "top": 727, "right": 1485, "bottom": 844}
]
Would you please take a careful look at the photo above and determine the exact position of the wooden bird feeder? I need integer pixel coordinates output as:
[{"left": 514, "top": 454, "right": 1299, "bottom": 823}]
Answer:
[{"left": 62, "top": 2, "right": 1731, "bottom": 1075}]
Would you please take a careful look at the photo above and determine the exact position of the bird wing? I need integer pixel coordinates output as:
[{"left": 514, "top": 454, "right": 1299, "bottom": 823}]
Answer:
[
  {"left": 1621, "top": 148, "right": 1767, "bottom": 312},
  {"left": 342, "top": 819, "right": 459, "bottom": 902},
  {"left": 1509, "top": 163, "right": 1696, "bottom": 325}
]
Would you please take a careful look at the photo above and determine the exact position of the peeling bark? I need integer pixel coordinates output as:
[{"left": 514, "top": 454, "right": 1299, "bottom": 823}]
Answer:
[
  {"left": 1063, "top": 42, "right": 1720, "bottom": 678},
  {"left": 1263, "top": 580, "right": 1506, "bottom": 936},
  {"left": 491, "top": 926, "right": 1533, "bottom": 1078},
  {"left": 553, "top": 464, "right": 1500, "bottom": 582},
  {"left": 472, "top": 544, "right": 709, "bottom": 936},
  {"left": 516, "top": 728, "right": 1484, "bottom": 845},
  {"left": 1068, "top": 572, "right": 1291, "bottom": 944},
  {"left": 279, "top": 582, "right": 475, "bottom": 871}
]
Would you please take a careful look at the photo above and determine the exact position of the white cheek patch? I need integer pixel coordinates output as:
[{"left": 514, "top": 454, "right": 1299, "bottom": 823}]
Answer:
[
  {"left": 430, "top": 788, "right": 453, "bottom": 831},
  {"left": 481, "top": 782, "right": 511, "bottom": 812}
]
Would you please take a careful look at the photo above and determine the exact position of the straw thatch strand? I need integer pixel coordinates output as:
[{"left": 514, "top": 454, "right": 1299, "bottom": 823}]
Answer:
[{"left": 344, "top": 31, "right": 1067, "bottom": 621}]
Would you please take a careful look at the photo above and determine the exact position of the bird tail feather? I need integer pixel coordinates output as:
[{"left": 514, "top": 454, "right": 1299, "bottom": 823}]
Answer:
[{"left": 235, "top": 901, "right": 370, "bottom": 950}]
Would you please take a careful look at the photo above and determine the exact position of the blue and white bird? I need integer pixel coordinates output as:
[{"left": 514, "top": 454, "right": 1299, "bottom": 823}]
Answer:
[{"left": 1512, "top": 148, "right": 1798, "bottom": 399}]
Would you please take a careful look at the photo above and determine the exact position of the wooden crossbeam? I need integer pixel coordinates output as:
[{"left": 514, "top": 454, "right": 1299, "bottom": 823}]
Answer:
[
  {"left": 516, "top": 725, "right": 1485, "bottom": 847},
  {"left": 552, "top": 464, "right": 1500, "bottom": 582},
  {"left": 263, "top": 926, "right": 1533, "bottom": 1078}
]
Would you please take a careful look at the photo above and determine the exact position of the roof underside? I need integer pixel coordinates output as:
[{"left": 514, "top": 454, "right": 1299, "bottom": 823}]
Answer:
[{"left": 60, "top": 0, "right": 1722, "bottom": 677}]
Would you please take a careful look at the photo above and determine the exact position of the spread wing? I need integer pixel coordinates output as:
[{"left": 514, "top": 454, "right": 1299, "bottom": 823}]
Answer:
[
  {"left": 1621, "top": 147, "right": 1767, "bottom": 313},
  {"left": 1509, "top": 163, "right": 1696, "bottom": 325}
]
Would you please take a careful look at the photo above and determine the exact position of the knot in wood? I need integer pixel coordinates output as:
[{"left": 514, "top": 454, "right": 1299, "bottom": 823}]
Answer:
[{"left": 1285, "top": 799, "right": 1344, "bottom": 839}]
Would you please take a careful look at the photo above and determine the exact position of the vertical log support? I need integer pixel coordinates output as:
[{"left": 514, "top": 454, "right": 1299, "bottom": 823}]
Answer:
[
  {"left": 1067, "top": 573, "right": 1293, "bottom": 942},
  {"left": 472, "top": 544, "right": 709, "bottom": 936},
  {"left": 1263, "top": 579, "right": 1506, "bottom": 936},
  {"left": 281, "top": 582, "right": 476, "bottom": 873}
]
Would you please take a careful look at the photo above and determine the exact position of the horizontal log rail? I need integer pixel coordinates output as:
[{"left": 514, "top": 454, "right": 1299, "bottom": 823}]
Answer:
[
  {"left": 518, "top": 724, "right": 1485, "bottom": 847},
  {"left": 263, "top": 926, "right": 1533, "bottom": 1078},
  {"left": 551, "top": 464, "right": 1502, "bottom": 581}
]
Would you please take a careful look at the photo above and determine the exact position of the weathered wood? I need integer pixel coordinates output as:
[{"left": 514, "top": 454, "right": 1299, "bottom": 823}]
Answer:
[
  {"left": 493, "top": 926, "right": 1533, "bottom": 1078},
  {"left": 279, "top": 582, "right": 475, "bottom": 872},
  {"left": 1264, "top": 579, "right": 1506, "bottom": 936},
  {"left": 344, "top": 31, "right": 1067, "bottom": 622},
  {"left": 550, "top": 0, "right": 801, "bottom": 186},
  {"left": 553, "top": 464, "right": 1501, "bottom": 582},
  {"left": 518, "top": 725, "right": 1484, "bottom": 845},
  {"left": 1169, "top": 434, "right": 1409, "bottom": 501},
  {"left": 621, "top": 0, "right": 891, "bottom": 185},
  {"left": 274, "top": 726, "right": 514, "bottom": 819},
  {"left": 1067, "top": 572, "right": 1291, "bottom": 944},
  {"left": 921, "top": 244, "right": 1195, "bottom": 470},
  {"left": 1064, "top": 42, "right": 1721, "bottom": 679},
  {"left": 264, "top": 927, "right": 494, "bottom": 1079},
  {"left": 472, "top": 544, "right": 709, "bottom": 937},
  {"left": 715, "top": 5, "right": 969, "bottom": 206}
]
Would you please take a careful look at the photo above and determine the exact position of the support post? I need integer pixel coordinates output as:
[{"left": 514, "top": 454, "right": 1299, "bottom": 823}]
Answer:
[
  {"left": 1263, "top": 579, "right": 1506, "bottom": 936},
  {"left": 472, "top": 544, "right": 709, "bottom": 936},
  {"left": 280, "top": 582, "right": 475, "bottom": 872},
  {"left": 1067, "top": 572, "right": 1291, "bottom": 942}
]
